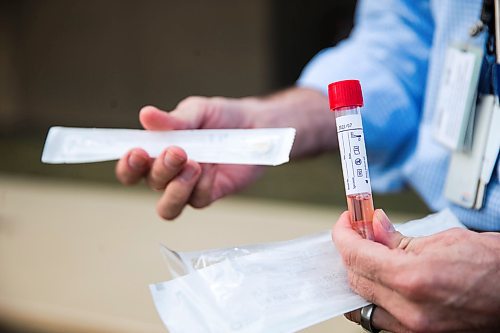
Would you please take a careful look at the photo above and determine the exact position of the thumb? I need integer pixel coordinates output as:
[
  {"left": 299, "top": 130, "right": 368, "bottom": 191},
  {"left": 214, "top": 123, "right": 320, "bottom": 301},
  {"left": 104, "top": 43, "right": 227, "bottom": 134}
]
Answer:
[
  {"left": 373, "top": 209, "right": 413, "bottom": 250},
  {"left": 139, "top": 105, "right": 192, "bottom": 130}
]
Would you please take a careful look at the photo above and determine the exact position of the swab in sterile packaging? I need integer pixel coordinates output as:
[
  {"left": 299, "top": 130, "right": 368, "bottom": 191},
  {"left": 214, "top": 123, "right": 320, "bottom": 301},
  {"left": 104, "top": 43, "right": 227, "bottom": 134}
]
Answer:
[{"left": 41, "top": 126, "right": 296, "bottom": 166}]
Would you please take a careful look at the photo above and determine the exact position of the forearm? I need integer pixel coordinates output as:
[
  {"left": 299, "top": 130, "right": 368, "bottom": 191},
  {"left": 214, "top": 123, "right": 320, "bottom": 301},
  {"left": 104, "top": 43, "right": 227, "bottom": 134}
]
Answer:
[{"left": 243, "top": 87, "right": 336, "bottom": 159}]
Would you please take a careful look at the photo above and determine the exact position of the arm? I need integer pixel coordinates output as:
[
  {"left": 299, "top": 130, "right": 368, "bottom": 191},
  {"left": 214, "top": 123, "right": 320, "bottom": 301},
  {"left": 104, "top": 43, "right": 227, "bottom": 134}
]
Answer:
[
  {"left": 299, "top": 0, "right": 434, "bottom": 191},
  {"left": 115, "top": 87, "right": 330, "bottom": 220}
]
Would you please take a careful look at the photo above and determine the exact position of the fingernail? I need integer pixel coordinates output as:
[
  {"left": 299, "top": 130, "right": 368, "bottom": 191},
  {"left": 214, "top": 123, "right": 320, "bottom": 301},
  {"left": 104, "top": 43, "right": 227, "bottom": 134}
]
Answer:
[
  {"left": 180, "top": 164, "right": 198, "bottom": 182},
  {"left": 164, "top": 149, "right": 185, "bottom": 168},
  {"left": 128, "top": 152, "right": 148, "bottom": 170},
  {"left": 375, "top": 209, "right": 395, "bottom": 232}
]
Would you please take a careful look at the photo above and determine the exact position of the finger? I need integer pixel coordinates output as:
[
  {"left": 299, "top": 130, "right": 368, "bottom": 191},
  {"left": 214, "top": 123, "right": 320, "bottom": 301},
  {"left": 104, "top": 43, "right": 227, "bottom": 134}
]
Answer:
[
  {"left": 140, "top": 97, "right": 214, "bottom": 131},
  {"left": 347, "top": 269, "right": 406, "bottom": 311},
  {"left": 146, "top": 146, "right": 187, "bottom": 190},
  {"left": 347, "top": 268, "right": 385, "bottom": 305},
  {"left": 346, "top": 271, "right": 435, "bottom": 331},
  {"left": 345, "top": 306, "right": 410, "bottom": 333},
  {"left": 168, "top": 96, "right": 245, "bottom": 129},
  {"left": 332, "top": 211, "right": 397, "bottom": 281},
  {"left": 169, "top": 96, "right": 211, "bottom": 128},
  {"left": 115, "top": 148, "right": 151, "bottom": 185},
  {"left": 189, "top": 164, "right": 217, "bottom": 208},
  {"left": 156, "top": 161, "right": 202, "bottom": 220},
  {"left": 139, "top": 105, "right": 191, "bottom": 130},
  {"left": 372, "top": 209, "right": 415, "bottom": 250}
]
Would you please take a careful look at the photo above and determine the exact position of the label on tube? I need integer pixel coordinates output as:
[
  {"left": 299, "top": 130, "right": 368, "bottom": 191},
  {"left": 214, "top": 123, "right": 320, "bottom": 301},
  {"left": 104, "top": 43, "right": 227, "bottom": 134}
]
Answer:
[{"left": 336, "top": 114, "right": 371, "bottom": 195}]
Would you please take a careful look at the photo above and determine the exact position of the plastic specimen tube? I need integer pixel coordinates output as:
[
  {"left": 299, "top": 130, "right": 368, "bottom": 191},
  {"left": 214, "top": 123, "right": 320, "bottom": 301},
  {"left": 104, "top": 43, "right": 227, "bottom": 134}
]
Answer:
[{"left": 328, "top": 80, "right": 375, "bottom": 240}]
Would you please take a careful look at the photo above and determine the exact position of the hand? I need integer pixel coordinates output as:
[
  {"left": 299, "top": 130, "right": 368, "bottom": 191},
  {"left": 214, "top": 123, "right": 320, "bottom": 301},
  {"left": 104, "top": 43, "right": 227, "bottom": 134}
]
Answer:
[
  {"left": 333, "top": 209, "right": 500, "bottom": 333},
  {"left": 115, "top": 88, "right": 331, "bottom": 220},
  {"left": 115, "top": 96, "right": 266, "bottom": 220}
]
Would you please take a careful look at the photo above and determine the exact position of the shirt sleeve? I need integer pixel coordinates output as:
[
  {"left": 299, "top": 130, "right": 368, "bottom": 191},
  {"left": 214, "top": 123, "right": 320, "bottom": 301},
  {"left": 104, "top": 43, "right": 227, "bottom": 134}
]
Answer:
[{"left": 298, "top": 0, "right": 434, "bottom": 192}]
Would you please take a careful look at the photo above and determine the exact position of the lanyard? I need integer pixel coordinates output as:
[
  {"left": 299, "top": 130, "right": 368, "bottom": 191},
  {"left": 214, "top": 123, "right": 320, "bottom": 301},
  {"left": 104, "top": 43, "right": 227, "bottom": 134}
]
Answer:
[
  {"left": 470, "top": 0, "right": 494, "bottom": 41},
  {"left": 471, "top": 0, "right": 499, "bottom": 96}
]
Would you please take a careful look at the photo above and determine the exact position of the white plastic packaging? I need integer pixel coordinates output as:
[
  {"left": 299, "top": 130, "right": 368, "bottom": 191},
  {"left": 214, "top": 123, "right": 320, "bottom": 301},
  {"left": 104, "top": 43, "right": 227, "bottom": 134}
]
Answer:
[
  {"left": 41, "top": 126, "right": 296, "bottom": 166},
  {"left": 151, "top": 209, "right": 464, "bottom": 333}
]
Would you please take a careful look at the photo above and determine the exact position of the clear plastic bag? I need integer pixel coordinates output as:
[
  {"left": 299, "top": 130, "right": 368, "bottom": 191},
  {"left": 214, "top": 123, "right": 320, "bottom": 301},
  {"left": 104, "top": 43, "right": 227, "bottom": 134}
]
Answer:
[{"left": 151, "top": 209, "right": 464, "bottom": 333}]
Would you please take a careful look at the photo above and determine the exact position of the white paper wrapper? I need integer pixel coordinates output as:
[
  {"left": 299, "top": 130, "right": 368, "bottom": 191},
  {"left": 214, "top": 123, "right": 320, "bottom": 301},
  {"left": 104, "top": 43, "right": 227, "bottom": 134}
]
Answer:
[{"left": 41, "top": 126, "right": 296, "bottom": 166}]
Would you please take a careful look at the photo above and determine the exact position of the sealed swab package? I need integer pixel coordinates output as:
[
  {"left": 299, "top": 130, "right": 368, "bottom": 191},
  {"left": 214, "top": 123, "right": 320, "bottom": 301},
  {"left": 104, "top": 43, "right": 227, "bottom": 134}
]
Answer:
[{"left": 41, "top": 127, "right": 296, "bottom": 166}]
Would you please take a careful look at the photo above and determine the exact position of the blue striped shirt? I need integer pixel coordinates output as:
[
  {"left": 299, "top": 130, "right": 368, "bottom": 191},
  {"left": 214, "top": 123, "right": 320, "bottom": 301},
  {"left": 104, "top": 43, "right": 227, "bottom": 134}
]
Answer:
[{"left": 298, "top": 0, "right": 499, "bottom": 231}]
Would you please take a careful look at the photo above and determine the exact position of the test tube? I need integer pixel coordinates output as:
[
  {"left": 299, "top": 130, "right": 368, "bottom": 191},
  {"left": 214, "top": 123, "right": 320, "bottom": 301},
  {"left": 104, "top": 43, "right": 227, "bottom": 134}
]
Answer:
[{"left": 328, "top": 80, "right": 375, "bottom": 240}]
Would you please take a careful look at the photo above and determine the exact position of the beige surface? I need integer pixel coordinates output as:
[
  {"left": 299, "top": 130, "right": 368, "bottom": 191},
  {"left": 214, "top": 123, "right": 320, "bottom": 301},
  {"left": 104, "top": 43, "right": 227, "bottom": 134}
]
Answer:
[{"left": 0, "top": 174, "right": 417, "bottom": 332}]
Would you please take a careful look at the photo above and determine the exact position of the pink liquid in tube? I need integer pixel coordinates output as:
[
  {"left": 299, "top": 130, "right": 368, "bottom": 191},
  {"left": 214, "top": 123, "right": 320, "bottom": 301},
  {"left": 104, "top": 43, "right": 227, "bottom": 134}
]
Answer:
[
  {"left": 328, "top": 80, "right": 375, "bottom": 240},
  {"left": 347, "top": 193, "right": 375, "bottom": 240}
]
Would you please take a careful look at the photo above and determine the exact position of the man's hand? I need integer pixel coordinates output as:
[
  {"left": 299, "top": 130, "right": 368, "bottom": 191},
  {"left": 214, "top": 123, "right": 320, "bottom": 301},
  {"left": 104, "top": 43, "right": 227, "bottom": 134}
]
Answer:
[
  {"left": 115, "top": 96, "right": 265, "bottom": 220},
  {"left": 333, "top": 209, "right": 500, "bottom": 333},
  {"left": 115, "top": 88, "right": 331, "bottom": 221}
]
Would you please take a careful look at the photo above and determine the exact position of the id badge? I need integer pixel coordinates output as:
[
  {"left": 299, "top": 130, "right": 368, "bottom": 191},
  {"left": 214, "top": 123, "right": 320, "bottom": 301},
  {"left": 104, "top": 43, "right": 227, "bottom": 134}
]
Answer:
[
  {"left": 444, "top": 94, "right": 496, "bottom": 209},
  {"left": 433, "top": 44, "right": 483, "bottom": 151},
  {"left": 477, "top": 98, "right": 500, "bottom": 207}
]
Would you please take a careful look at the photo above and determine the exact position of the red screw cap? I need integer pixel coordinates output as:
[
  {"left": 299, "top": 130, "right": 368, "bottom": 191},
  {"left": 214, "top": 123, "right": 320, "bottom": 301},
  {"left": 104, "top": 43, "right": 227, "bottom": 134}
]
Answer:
[{"left": 328, "top": 80, "right": 364, "bottom": 111}]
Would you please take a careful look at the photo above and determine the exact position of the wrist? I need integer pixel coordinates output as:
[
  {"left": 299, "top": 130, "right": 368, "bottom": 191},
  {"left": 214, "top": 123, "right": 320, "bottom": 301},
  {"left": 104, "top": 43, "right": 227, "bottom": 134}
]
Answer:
[{"left": 243, "top": 87, "right": 337, "bottom": 158}]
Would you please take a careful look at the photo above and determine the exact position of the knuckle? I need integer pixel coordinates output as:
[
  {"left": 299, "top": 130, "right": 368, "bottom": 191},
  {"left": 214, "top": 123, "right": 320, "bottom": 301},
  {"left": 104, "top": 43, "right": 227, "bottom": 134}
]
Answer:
[
  {"left": 189, "top": 188, "right": 213, "bottom": 209},
  {"left": 149, "top": 166, "right": 168, "bottom": 187},
  {"left": 146, "top": 177, "right": 162, "bottom": 191},
  {"left": 396, "top": 236, "right": 415, "bottom": 250},
  {"left": 446, "top": 228, "right": 471, "bottom": 243},
  {"left": 347, "top": 271, "right": 358, "bottom": 290},
  {"left": 167, "top": 190, "right": 187, "bottom": 209},
  {"left": 401, "top": 274, "right": 422, "bottom": 297},
  {"left": 393, "top": 268, "right": 433, "bottom": 301},
  {"left": 209, "top": 96, "right": 226, "bottom": 106},
  {"left": 347, "top": 272, "right": 376, "bottom": 303},
  {"left": 433, "top": 228, "right": 470, "bottom": 246},
  {"left": 147, "top": 165, "right": 180, "bottom": 191},
  {"left": 345, "top": 249, "right": 358, "bottom": 268},
  {"left": 177, "top": 96, "right": 207, "bottom": 109},
  {"left": 190, "top": 197, "right": 211, "bottom": 209}
]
